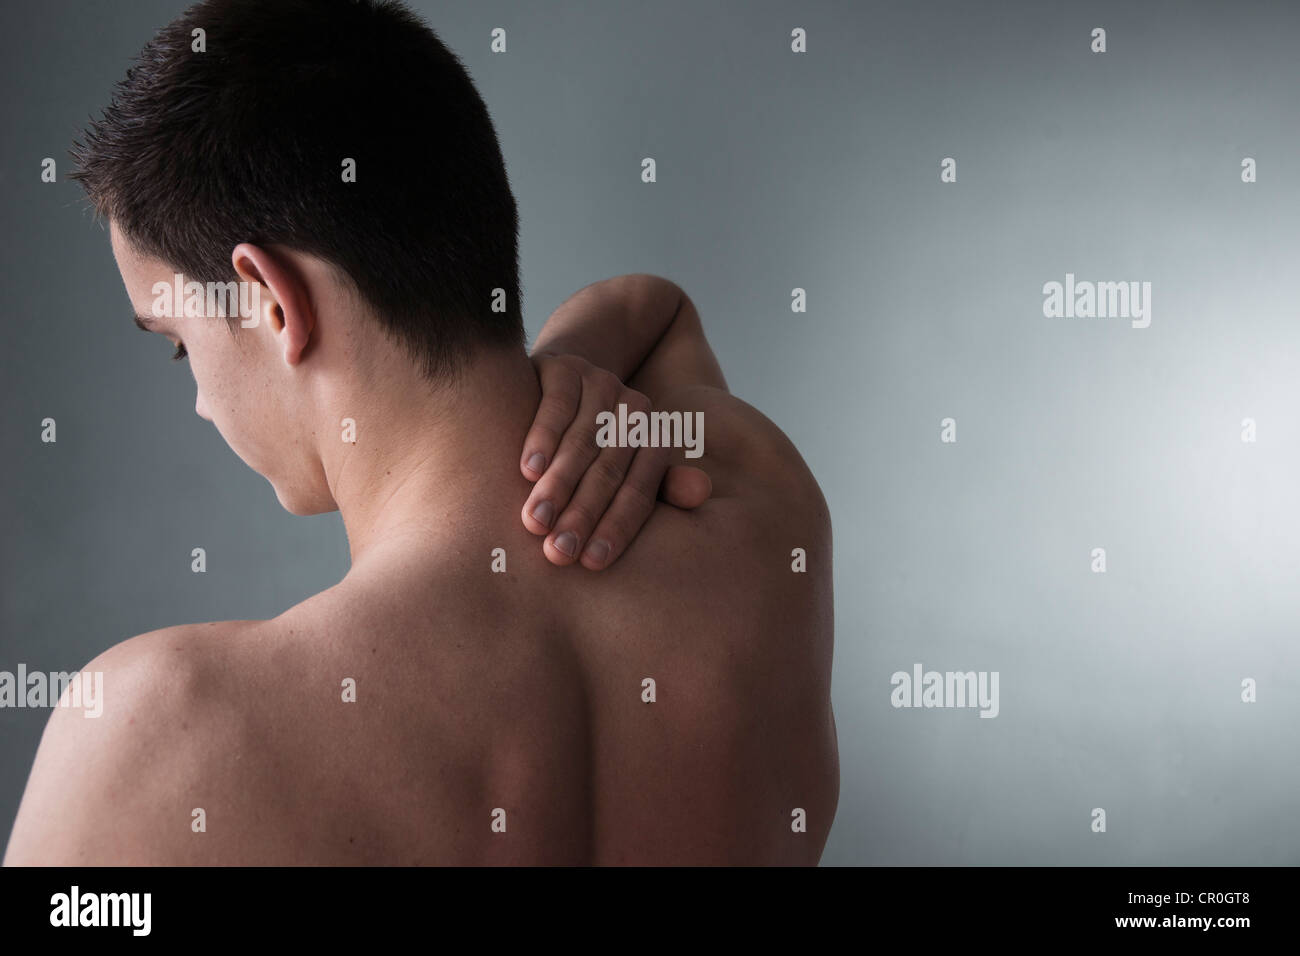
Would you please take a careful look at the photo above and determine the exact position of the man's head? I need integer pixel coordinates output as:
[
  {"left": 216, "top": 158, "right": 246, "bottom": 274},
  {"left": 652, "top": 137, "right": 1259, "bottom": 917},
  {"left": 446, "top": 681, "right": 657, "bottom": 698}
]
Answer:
[{"left": 73, "top": 0, "right": 524, "bottom": 513}]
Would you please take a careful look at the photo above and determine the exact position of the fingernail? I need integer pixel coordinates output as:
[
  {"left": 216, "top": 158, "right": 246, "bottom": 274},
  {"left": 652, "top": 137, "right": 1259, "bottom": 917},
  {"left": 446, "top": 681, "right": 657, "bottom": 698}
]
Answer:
[
  {"left": 526, "top": 452, "right": 547, "bottom": 475},
  {"left": 553, "top": 531, "right": 578, "bottom": 556},
  {"left": 532, "top": 500, "right": 555, "bottom": 528},
  {"left": 585, "top": 539, "right": 610, "bottom": 564}
]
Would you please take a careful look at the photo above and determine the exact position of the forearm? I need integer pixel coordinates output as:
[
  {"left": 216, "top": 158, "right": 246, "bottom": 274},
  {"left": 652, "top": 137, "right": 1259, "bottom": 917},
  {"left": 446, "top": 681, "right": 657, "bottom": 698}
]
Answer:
[
  {"left": 531, "top": 273, "right": 683, "bottom": 382},
  {"left": 533, "top": 273, "right": 726, "bottom": 400}
]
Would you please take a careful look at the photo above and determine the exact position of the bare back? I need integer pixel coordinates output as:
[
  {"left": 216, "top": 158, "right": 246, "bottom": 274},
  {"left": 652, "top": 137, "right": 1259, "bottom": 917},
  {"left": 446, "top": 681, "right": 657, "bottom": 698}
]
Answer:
[
  {"left": 155, "top": 397, "right": 834, "bottom": 865},
  {"left": 4, "top": 386, "right": 837, "bottom": 867}
]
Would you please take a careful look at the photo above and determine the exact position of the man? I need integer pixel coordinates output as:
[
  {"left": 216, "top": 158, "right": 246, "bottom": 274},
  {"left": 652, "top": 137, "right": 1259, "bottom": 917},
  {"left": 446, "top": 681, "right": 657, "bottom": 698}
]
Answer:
[{"left": 4, "top": 0, "right": 836, "bottom": 865}]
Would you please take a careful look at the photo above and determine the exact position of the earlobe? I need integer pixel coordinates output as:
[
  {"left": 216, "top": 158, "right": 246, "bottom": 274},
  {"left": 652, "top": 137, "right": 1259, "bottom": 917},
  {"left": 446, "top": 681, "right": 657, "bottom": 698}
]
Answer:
[
  {"left": 283, "top": 314, "right": 308, "bottom": 367},
  {"left": 280, "top": 303, "right": 312, "bottom": 367}
]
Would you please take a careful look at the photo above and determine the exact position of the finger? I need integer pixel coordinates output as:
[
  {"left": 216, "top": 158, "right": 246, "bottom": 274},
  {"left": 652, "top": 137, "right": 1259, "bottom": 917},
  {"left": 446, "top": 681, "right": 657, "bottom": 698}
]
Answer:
[
  {"left": 519, "top": 360, "right": 582, "bottom": 481},
  {"left": 574, "top": 443, "right": 673, "bottom": 570},
  {"left": 520, "top": 370, "right": 622, "bottom": 536},
  {"left": 542, "top": 439, "right": 645, "bottom": 566},
  {"left": 661, "top": 465, "right": 712, "bottom": 509}
]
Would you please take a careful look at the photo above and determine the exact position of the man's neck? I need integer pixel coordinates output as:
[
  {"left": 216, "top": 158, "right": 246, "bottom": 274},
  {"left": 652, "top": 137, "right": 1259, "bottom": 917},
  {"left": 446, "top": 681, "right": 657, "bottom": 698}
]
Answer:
[{"left": 325, "top": 346, "right": 541, "bottom": 567}]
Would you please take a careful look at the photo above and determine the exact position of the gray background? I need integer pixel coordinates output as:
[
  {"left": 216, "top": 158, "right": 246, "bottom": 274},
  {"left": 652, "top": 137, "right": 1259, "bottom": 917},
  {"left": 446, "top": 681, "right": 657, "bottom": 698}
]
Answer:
[{"left": 3, "top": 0, "right": 1298, "bottom": 865}]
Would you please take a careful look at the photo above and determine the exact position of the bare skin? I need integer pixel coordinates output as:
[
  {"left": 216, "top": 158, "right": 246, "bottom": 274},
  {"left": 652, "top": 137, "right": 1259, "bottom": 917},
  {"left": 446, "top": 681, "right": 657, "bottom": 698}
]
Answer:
[{"left": 3, "top": 237, "right": 837, "bottom": 865}]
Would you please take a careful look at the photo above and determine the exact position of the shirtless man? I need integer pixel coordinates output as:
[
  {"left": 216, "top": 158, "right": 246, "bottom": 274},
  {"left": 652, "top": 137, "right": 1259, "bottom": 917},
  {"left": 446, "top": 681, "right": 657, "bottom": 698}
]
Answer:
[{"left": 3, "top": 0, "right": 837, "bottom": 865}]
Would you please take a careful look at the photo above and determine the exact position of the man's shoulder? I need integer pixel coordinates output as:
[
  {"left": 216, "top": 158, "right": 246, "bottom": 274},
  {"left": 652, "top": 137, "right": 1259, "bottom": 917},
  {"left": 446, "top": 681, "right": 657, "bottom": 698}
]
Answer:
[
  {"left": 660, "top": 385, "right": 827, "bottom": 506},
  {"left": 643, "top": 385, "right": 831, "bottom": 570},
  {"left": 3, "top": 621, "right": 261, "bottom": 865},
  {"left": 83, "top": 620, "right": 264, "bottom": 718}
]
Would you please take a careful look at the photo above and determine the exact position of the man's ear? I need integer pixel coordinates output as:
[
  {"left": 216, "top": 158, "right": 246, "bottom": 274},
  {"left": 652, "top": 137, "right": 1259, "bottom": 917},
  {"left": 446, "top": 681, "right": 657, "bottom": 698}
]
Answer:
[{"left": 230, "top": 243, "right": 316, "bottom": 367}]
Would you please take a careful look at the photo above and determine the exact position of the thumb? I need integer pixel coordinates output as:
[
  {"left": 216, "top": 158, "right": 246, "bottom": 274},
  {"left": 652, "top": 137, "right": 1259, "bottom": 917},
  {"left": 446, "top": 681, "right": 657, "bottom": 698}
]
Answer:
[{"left": 660, "top": 465, "right": 712, "bottom": 509}]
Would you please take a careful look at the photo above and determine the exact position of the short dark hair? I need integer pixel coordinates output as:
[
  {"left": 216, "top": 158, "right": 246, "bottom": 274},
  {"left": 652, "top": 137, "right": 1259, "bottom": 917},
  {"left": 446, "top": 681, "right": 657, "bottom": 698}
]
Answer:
[{"left": 73, "top": 0, "right": 523, "bottom": 381}]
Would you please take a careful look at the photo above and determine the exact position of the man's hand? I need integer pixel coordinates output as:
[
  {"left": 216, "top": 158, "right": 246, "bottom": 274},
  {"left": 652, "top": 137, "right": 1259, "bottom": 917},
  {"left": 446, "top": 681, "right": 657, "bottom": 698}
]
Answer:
[{"left": 520, "top": 353, "right": 711, "bottom": 569}]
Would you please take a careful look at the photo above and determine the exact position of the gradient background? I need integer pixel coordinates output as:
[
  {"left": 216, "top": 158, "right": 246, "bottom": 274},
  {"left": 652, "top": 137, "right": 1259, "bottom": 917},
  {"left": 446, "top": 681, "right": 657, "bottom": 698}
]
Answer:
[{"left": 3, "top": 0, "right": 1298, "bottom": 865}]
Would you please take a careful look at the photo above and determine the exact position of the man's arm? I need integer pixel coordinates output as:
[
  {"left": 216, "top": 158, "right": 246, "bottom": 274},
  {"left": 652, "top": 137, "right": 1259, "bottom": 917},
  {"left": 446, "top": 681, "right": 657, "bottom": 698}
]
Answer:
[
  {"left": 530, "top": 273, "right": 728, "bottom": 396},
  {"left": 530, "top": 275, "right": 827, "bottom": 507},
  {"left": 517, "top": 274, "right": 723, "bottom": 570}
]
